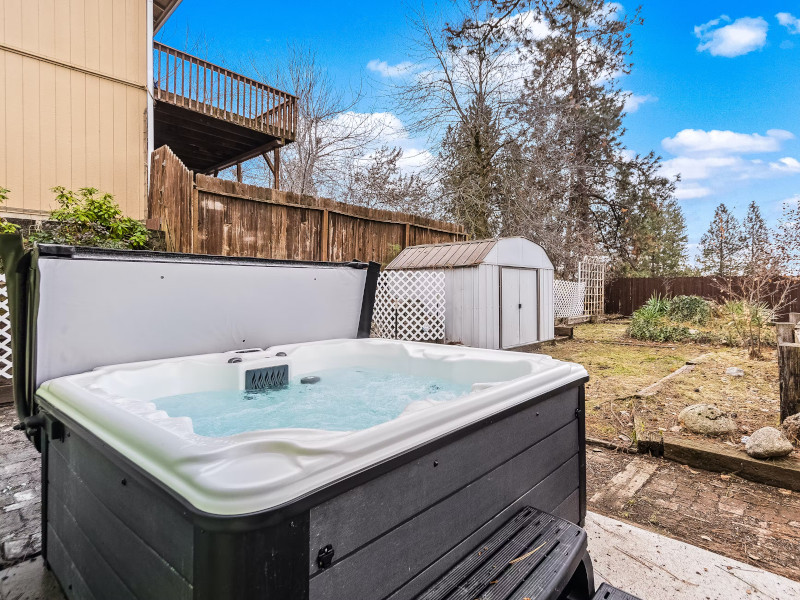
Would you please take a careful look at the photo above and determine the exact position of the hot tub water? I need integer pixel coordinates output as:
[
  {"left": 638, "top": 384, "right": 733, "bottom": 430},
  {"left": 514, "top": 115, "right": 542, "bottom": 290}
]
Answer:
[{"left": 153, "top": 367, "right": 471, "bottom": 437}]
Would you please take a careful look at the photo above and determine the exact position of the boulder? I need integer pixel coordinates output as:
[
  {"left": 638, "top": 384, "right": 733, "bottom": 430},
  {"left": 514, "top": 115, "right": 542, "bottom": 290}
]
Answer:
[
  {"left": 781, "top": 413, "right": 800, "bottom": 445},
  {"left": 745, "top": 427, "right": 794, "bottom": 459},
  {"left": 678, "top": 404, "right": 737, "bottom": 436},
  {"left": 725, "top": 367, "right": 745, "bottom": 377}
]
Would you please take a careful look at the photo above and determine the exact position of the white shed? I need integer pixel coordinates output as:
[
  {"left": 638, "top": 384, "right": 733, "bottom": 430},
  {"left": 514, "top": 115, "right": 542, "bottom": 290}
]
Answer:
[{"left": 385, "top": 237, "right": 555, "bottom": 349}]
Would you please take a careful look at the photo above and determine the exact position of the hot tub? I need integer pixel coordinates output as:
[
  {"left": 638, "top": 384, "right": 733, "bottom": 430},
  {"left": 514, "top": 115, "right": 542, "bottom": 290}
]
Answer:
[{"left": 1, "top": 240, "right": 589, "bottom": 600}]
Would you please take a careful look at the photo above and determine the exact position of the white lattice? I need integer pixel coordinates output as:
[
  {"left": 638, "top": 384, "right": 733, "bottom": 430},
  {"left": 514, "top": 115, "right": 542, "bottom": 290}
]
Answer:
[
  {"left": 0, "top": 274, "right": 11, "bottom": 380},
  {"left": 554, "top": 280, "right": 585, "bottom": 318},
  {"left": 578, "top": 256, "right": 606, "bottom": 317},
  {"left": 372, "top": 271, "right": 446, "bottom": 341}
]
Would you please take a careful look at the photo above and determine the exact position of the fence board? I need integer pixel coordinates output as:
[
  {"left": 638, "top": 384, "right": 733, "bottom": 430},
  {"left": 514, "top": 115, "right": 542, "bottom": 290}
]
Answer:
[
  {"left": 148, "top": 146, "right": 465, "bottom": 264},
  {"left": 606, "top": 276, "right": 800, "bottom": 318}
]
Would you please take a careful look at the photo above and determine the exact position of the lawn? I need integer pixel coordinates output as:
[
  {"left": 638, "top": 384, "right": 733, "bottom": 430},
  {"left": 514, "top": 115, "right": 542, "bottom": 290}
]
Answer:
[{"left": 532, "top": 320, "right": 785, "bottom": 455}]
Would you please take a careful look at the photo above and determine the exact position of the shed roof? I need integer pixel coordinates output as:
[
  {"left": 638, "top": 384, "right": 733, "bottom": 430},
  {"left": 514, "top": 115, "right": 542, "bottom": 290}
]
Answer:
[
  {"left": 386, "top": 239, "right": 498, "bottom": 270},
  {"left": 385, "top": 237, "right": 554, "bottom": 270}
]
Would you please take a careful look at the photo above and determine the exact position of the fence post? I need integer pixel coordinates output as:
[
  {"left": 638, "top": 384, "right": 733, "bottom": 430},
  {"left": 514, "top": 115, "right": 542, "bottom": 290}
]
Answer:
[
  {"left": 779, "top": 343, "right": 800, "bottom": 422},
  {"left": 776, "top": 322, "right": 796, "bottom": 345},
  {"left": 789, "top": 312, "right": 800, "bottom": 324}
]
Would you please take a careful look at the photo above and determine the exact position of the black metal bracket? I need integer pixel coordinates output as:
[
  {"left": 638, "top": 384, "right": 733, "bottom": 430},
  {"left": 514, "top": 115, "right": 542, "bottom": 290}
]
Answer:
[{"left": 317, "top": 544, "right": 335, "bottom": 569}]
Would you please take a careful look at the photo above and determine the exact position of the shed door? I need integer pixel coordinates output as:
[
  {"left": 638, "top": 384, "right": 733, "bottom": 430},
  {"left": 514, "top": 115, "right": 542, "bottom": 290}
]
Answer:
[{"left": 501, "top": 268, "right": 539, "bottom": 349}]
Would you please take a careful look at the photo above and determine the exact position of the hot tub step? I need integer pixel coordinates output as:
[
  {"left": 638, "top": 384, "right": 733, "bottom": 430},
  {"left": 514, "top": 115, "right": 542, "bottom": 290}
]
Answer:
[
  {"left": 590, "top": 583, "right": 643, "bottom": 600},
  {"left": 417, "top": 506, "right": 588, "bottom": 600}
]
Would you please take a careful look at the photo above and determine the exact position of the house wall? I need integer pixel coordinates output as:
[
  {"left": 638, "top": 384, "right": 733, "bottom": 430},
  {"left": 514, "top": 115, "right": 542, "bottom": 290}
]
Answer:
[{"left": 0, "top": 0, "right": 148, "bottom": 219}]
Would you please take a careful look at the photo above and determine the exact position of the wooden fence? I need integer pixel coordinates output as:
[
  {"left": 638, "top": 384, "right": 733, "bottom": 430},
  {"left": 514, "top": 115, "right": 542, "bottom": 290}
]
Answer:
[
  {"left": 606, "top": 276, "right": 800, "bottom": 318},
  {"left": 148, "top": 146, "right": 466, "bottom": 265}
]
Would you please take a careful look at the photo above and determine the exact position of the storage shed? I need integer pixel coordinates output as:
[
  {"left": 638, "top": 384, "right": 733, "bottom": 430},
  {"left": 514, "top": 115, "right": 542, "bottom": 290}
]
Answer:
[{"left": 386, "top": 237, "right": 555, "bottom": 349}]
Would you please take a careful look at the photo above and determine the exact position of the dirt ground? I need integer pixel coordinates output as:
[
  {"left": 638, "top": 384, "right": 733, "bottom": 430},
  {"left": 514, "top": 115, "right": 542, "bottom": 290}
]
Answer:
[
  {"left": 587, "top": 447, "right": 800, "bottom": 583},
  {"left": 536, "top": 320, "right": 790, "bottom": 457}
]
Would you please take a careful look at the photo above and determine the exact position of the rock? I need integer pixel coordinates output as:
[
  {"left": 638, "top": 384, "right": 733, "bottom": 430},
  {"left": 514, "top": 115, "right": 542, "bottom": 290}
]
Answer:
[
  {"left": 745, "top": 427, "right": 794, "bottom": 459},
  {"left": 725, "top": 367, "right": 744, "bottom": 377},
  {"left": 678, "top": 404, "right": 737, "bottom": 436},
  {"left": 782, "top": 413, "right": 800, "bottom": 445}
]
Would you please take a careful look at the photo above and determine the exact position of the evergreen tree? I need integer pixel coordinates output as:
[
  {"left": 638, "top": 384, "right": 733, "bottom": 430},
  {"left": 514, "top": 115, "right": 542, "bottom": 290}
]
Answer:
[
  {"left": 741, "top": 200, "right": 770, "bottom": 273},
  {"left": 698, "top": 204, "right": 746, "bottom": 277},
  {"left": 439, "top": 98, "right": 505, "bottom": 238}
]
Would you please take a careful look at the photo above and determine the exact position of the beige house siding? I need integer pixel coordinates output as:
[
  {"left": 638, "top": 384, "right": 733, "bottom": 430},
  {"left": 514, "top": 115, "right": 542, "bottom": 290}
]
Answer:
[{"left": 0, "top": 0, "right": 149, "bottom": 219}]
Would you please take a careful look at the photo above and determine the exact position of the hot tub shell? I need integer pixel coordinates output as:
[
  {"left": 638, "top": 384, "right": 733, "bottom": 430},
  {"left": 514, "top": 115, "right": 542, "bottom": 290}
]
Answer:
[{"left": 1, "top": 239, "right": 589, "bottom": 600}]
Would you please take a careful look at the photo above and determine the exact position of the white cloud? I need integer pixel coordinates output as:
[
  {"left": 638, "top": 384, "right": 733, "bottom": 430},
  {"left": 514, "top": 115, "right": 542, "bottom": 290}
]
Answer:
[
  {"left": 624, "top": 93, "right": 656, "bottom": 113},
  {"left": 694, "top": 16, "right": 768, "bottom": 57},
  {"left": 777, "top": 12, "right": 800, "bottom": 34},
  {"left": 770, "top": 156, "right": 800, "bottom": 173},
  {"left": 660, "top": 127, "right": 800, "bottom": 200},
  {"left": 366, "top": 59, "right": 414, "bottom": 78},
  {"left": 661, "top": 128, "right": 794, "bottom": 156},
  {"left": 674, "top": 184, "right": 713, "bottom": 200}
]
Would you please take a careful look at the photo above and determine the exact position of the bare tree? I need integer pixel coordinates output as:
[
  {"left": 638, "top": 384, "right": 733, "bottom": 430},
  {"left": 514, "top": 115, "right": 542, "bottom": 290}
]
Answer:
[
  {"left": 249, "top": 45, "right": 388, "bottom": 197},
  {"left": 338, "top": 146, "right": 437, "bottom": 216}
]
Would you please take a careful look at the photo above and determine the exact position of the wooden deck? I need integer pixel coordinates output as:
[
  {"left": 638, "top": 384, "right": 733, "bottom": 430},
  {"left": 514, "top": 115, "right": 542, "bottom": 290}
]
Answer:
[{"left": 153, "top": 42, "right": 297, "bottom": 174}]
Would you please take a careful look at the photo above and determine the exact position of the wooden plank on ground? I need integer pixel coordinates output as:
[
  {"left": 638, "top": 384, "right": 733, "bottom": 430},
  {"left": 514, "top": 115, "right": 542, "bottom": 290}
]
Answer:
[{"left": 662, "top": 437, "right": 800, "bottom": 492}]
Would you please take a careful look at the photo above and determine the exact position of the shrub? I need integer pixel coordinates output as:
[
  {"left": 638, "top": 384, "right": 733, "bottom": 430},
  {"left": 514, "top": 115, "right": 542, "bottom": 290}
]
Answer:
[
  {"left": 29, "top": 187, "right": 148, "bottom": 249},
  {"left": 666, "top": 295, "right": 710, "bottom": 325},
  {"left": 0, "top": 188, "right": 20, "bottom": 234},
  {"left": 720, "top": 299, "right": 774, "bottom": 358},
  {"left": 629, "top": 295, "right": 691, "bottom": 342}
]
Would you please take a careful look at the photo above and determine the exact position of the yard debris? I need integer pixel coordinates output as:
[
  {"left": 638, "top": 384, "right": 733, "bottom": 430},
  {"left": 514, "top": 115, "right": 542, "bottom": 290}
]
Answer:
[
  {"left": 509, "top": 543, "right": 546, "bottom": 564},
  {"left": 725, "top": 367, "right": 745, "bottom": 377},
  {"left": 678, "top": 404, "right": 737, "bottom": 436},
  {"left": 745, "top": 427, "right": 794, "bottom": 459}
]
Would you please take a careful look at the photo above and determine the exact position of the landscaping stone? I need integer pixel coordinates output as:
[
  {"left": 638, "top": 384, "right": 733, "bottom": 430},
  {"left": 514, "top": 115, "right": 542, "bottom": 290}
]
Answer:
[
  {"left": 745, "top": 427, "right": 794, "bottom": 459},
  {"left": 725, "top": 367, "right": 745, "bottom": 377},
  {"left": 782, "top": 413, "right": 800, "bottom": 445},
  {"left": 678, "top": 404, "right": 737, "bottom": 436}
]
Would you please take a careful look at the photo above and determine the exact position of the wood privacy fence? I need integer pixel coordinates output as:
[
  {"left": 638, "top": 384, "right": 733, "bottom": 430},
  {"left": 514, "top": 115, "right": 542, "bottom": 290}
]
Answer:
[
  {"left": 148, "top": 146, "right": 466, "bottom": 264},
  {"left": 606, "top": 276, "right": 800, "bottom": 318}
]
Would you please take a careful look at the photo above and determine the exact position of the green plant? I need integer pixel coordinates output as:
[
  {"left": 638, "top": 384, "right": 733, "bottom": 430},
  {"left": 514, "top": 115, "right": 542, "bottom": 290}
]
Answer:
[
  {"left": 721, "top": 299, "right": 774, "bottom": 358},
  {"left": 29, "top": 187, "right": 148, "bottom": 249},
  {"left": 0, "top": 187, "right": 20, "bottom": 234},
  {"left": 629, "top": 294, "right": 691, "bottom": 342},
  {"left": 641, "top": 293, "right": 670, "bottom": 317},
  {"left": 666, "top": 295, "right": 710, "bottom": 325}
]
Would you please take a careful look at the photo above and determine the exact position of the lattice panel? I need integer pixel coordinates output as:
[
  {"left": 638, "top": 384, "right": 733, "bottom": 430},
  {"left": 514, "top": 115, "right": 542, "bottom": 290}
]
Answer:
[
  {"left": 578, "top": 256, "right": 606, "bottom": 317},
  {"left": 554, "top": 280, "right": 586, "bottom": 318},
  {"left": 372, "top": 271, "right": 446, "bottom": 341},
  {"left": 0, "top": 274, "right": 11, "bottom": 380}
]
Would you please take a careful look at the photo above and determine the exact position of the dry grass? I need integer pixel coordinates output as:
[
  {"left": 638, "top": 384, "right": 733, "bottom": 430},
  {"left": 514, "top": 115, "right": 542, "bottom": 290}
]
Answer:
[{"left": 531, "top": 321, "right": 786, "bottom": 455}]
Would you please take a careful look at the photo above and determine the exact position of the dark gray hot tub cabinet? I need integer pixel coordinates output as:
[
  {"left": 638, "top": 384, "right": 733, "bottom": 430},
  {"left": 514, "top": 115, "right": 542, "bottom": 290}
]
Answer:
[{"left": 1, "top": 237, "right": 592, "bottom": 600}]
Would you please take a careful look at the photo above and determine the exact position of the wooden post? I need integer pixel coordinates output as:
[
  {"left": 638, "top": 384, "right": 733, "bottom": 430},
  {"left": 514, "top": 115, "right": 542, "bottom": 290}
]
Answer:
[
  {"left": 236, "top": 162, "right": 242, "bottom": 183},
  {"left": 790, "top": 313, "right": 800, "bottom": 324},
  {"left": 273, "top": 147, "right": 281, "bottom": 190},
  {"left": 779, "top": 343, "right": 800, "bottom": 422},
  {"left": 776, "top": 322, "right": 796, "bottom": 345},
  {"left": 404, "top": 223, "right": 410, "bottom": 248},
  {"left": 321, "top": 209, "right": 329, "bottom": 262}
]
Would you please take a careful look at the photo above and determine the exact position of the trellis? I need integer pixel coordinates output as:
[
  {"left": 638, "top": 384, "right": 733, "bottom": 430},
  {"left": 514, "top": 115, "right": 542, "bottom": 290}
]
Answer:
[
  {"left": 0, "top": 274, "right": 11, "bottom": 380},
  {"left": 578, "top": 256, "right": 606, "bottom": 317},
  {"left": 372, "top": 270, "right": 446, "bottom": 341},
  {"left": 554, "top": 280, "right": 586, "bottom": 318}
]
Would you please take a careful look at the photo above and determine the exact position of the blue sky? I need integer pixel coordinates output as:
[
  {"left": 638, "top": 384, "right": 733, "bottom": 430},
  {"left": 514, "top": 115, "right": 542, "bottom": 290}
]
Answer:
[{"left": 158, "top": 1, "right": 800, "bottom": 260}]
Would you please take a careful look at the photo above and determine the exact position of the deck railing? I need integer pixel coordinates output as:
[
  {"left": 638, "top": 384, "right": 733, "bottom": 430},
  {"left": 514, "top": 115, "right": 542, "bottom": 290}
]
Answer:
[{"left": 153, "top": 42, "right": 297, "bottom": 141}]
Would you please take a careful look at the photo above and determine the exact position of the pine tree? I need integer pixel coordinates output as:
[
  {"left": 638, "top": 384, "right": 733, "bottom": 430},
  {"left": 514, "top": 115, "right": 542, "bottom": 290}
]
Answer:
[
  {"left": 698, "top": 204, "right": 746, "bottom": 277},
  {"left": 741, "top": 200, "right": 770, "bottom": 273},
  {"left": 439, "top": 98, "right": 505, "bottom": 238}
]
